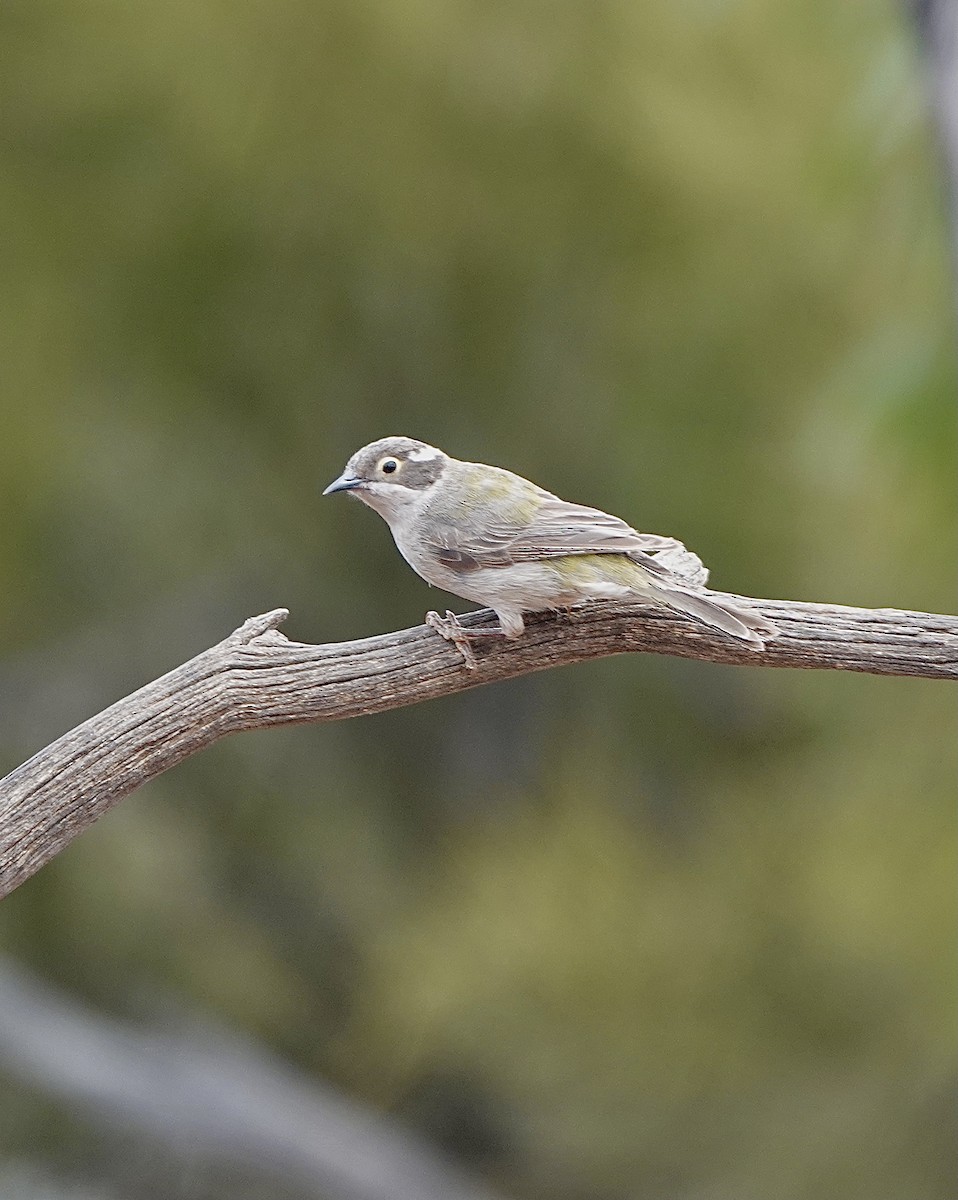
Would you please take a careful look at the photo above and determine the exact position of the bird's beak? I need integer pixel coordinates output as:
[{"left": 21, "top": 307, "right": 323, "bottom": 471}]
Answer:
[{"left": 323, "top": 472, "right": 364, "bottom": 496}]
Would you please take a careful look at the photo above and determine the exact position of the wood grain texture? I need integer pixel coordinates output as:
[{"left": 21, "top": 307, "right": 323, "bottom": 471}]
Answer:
[{"left": 1, "top": 596, "right": 955, "bottom": 898}]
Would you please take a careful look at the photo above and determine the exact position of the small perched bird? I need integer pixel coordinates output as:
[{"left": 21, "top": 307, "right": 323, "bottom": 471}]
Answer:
[{"left": 324, "top": 436, "right": 776, "bottom": 668}]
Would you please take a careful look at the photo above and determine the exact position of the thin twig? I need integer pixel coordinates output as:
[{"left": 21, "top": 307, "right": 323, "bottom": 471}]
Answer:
[{"left": 1, "top": 595, "right": 955, "bottom": 898}]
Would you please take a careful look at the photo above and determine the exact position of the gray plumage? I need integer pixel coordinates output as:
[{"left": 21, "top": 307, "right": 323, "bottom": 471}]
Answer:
[{"left": 324, "top": 437, "right": 776, "bottom": 663}]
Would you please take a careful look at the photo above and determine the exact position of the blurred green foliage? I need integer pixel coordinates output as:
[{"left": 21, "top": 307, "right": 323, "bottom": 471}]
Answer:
[{"left": 0, "top": 1, "right": 954, "bottom": 1197}]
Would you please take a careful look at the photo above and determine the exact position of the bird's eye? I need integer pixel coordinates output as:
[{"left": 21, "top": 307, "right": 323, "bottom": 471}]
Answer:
[{"left": 380, "top": 457, "right": 400, "bottom": 475}]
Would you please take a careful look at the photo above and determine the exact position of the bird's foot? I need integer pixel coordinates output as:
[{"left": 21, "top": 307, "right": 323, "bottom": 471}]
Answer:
[
  {"left": 425, "top": 610, "right": 508, "bottom": 670},
  {"left": 425, "top": 610, "right": 480, "bottom": 669}
]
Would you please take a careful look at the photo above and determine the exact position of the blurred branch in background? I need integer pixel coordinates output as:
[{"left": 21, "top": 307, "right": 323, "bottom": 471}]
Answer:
[
  {"left": 912, "top": 0, "right": 958, "bottom": 324},
  {"left": 1, "top": 597, "right": 955, "bottom": 898},
  {"left": 0, "top": 955, "right": 506, "bottom": 1200}
]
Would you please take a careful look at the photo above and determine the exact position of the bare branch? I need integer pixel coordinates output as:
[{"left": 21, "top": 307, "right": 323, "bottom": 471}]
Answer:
[{"left": 1, "top": 595, "right": 955, "bottom": 898}]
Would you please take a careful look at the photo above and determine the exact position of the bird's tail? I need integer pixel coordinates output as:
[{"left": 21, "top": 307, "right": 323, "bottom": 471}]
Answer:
[{"left": 648, "top": 584, "right": 777, "bottom": 650}]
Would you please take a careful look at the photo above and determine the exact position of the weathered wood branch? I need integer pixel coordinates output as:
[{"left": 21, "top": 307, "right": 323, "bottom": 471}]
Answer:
[{"left": 1, "top": 595, "right": 955, "bottom": 898}]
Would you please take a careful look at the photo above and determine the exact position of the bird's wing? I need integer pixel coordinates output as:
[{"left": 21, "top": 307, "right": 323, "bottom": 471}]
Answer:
[{"left": 422, "top": 476, "right": 709, "bottom": 587}]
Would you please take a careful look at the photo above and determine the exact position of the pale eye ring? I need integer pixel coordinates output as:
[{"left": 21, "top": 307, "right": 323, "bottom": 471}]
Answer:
[{"left": 380, "top": 457, "right": 400, "bottom": 475}]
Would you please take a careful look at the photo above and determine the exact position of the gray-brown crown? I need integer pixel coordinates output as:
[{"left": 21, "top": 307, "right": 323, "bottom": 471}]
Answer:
[{"left": 333, "top": 436, "right": 448, "bottom": 491}]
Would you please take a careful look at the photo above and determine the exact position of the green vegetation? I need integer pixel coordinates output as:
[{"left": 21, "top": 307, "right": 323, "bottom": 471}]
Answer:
[{"left": 0, "top": 1, "right": 953, "bottom": 1197}]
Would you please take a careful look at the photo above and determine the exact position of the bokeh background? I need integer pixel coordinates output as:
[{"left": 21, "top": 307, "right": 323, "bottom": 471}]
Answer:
[{"left": 0, "top": 1, "right": 954, "bottom": 1198}]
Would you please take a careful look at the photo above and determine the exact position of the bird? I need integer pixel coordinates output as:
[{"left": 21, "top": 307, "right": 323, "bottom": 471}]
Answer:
[{"left": 323, "top": 436, "right": 777, "bottom": 668}]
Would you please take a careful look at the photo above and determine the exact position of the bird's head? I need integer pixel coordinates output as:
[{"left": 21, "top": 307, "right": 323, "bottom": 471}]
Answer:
[{"left": 323, "top": 437, "right": 450, "bottom": 522}]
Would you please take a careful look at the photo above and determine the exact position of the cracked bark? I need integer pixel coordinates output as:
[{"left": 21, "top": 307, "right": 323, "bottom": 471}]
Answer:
[{"left": 0, "top": 596, "right": 955, "bottom": 898}]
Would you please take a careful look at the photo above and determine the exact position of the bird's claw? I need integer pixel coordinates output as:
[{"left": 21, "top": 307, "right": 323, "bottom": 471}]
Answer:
[{"left": 425, "top": 609, "right": 479, "bottom": 670}]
